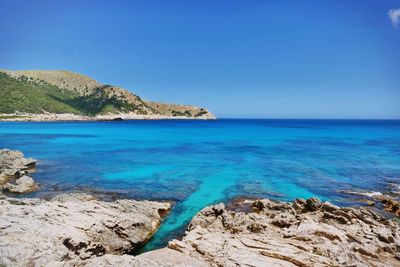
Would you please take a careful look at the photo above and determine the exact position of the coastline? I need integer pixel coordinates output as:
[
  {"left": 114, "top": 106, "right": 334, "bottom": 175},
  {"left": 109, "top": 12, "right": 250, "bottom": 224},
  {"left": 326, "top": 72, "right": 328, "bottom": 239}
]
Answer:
[
  {"left": 0, "top": 113, "right": 216, "bottom": 122},
  {"left": 2, "top": 191, "right": 399, "bottom": 266},
  {"left": 1, "top": 148, "right": 400, "bottom": 266}
]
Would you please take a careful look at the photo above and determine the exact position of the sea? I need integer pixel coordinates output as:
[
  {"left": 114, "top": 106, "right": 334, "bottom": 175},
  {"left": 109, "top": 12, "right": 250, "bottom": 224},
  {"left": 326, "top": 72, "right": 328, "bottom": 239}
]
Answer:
[{"left": 1, "top": 119, "right": 399, "bottom": 251}]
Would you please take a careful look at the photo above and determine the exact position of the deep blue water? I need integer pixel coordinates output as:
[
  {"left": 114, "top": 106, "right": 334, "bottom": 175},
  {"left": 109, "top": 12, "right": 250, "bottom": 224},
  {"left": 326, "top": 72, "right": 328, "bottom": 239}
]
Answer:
[{"left": 1, "top": 119, "right": 399, "bottom": 250}]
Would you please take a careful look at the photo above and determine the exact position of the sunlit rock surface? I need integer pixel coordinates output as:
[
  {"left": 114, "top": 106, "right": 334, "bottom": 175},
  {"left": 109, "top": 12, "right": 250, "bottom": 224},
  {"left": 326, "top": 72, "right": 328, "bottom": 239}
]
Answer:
[
  {"left": 0, "top": 194, "right": 170, "bottom": 266},
  {"left": 161, "top": 197, "right": 400, "bottom": 266},
  {"left": 0, "top": 148, "right": 38, "bottom": 193},
  {"left": 74, "top": 197, "right": 400, "bottom": 267}
]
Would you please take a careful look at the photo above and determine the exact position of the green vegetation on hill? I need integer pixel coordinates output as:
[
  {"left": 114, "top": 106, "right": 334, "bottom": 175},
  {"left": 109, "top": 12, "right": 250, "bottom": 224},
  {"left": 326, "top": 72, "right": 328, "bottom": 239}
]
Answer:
[
  {"left": 56, "top": 85, "right": 149, "bottom": 115},
  {"left": 0, "top": 73, "right": 148, "bottom": 115},
  {"left": 0, "top": 72, "right": 83, "bottom": 114},
  {"left": 172, "top": 110, "right": 192, "bottom": 117},
  {"left": 0, "top": 69, "right": 213, "bottom": 118}
]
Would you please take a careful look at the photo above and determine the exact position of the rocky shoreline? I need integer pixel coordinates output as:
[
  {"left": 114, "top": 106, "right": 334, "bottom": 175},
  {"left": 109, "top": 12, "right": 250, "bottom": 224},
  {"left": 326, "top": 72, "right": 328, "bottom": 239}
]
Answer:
[
  {"left": 0, "top": 149, "right": 38, "bottom": 193},
  {"left": 0, "top": 194, "right": 171, "bottom": 266},
  {"left": 164, "top": 197, "right": 400, "bottom": 266},
  {"left": 1, "top": 148, "right": 400, "bottom": 266},
  {"left": 1, "top": 194, "right": 399, "bottom": 266},
  {"left": 0, "top": 112, "right": 216, "bottom": 122}
]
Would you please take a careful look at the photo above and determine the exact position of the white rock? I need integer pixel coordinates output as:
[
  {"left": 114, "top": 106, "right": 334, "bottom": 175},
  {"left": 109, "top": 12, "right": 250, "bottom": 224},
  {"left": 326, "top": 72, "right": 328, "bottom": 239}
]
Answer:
[
  {"left": 2, "top": 175, "right": 38, "bottom": 193},
  {"left": 162, "top": 197, "right": 400, "bottom": 267},
  {"left": 0, "top": 148, "right": 37, "bottom": 191},
  {"left": 0, "top": 194, "right": 170, "bottom": 266},
  {"left": 79, "top": 248, "right": 210, "bottom": 267}
]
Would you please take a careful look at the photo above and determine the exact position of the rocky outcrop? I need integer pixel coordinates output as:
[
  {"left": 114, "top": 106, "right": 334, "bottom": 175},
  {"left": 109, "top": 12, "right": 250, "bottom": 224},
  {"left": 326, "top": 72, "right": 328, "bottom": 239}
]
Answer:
[
  {"left": 161, "top": 197, "right": 399, "bottom": 266},
  {"left": 2, "top": 175, "right": 38, "bottom": 193},
  {"left": 341, "top": 190, "right": 400, "bottom": 217},
  {"left": 146, "top": 102, "right": 215, "bottom": 119},
  {"left": 64, "top": 197, "right": 400, "bottom": 267},
  {"left": 0, "top": 193, "right": 170, "bottom": 266},
  {"left": 0, "top": 149, "right": 36, "bottom": 180},
  {"left": 0, "top": 149, "right": 38, "bottom": 193},
  {"left": 1, "top": 195, "right": 399, "bottom": 266},
  {"left": 373, "top": 195, "right": 400, "bottom": 216}
]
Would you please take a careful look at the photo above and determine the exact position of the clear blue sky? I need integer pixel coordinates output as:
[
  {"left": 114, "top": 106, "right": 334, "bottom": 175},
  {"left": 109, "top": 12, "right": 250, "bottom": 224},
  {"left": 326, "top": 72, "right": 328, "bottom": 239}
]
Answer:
[{"left": 1, "top": 0, "right": 399, "bottom": 118}]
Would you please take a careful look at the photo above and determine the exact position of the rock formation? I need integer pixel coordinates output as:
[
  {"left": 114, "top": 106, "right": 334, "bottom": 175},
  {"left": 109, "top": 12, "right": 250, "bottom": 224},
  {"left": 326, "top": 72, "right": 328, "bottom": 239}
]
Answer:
[
  {"left": 2, "top": 175, "right": 38, "bottom": 193},
  {"left": 161, "top": 197, "right": 399, "bottom": 266},
  {"left": 373, "top": 194, "right": 400, "bottom": 216},
  {"left": 0, "top": 193, "right": 170, "bottom": 266},
  {"left": 1, "top": 195, "right": 399, "bottom": 266},
  {"left": 340, "top": 189, "right": 400, "bottom": 217},
  {"left": 63, "top": 197, "right": 400, "bottom": 266},
  {"left": 0, "top": 148, "right": 38, "bottom": 193}
]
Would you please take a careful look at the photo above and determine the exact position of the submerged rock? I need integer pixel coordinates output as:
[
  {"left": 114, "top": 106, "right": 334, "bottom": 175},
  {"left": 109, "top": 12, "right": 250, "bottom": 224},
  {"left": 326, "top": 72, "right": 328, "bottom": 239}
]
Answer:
[
  {"left": 374, "top": 194, "right": 400, "bottom": 216},
  {"left": 0, "top": 193, "right": 170, "bottom": 266},
  {"left": 340, "top": 189, "right": 400, "bottom": 217},
  {"left": 0, "top": 148, "right": 37, "bottom": 192}
]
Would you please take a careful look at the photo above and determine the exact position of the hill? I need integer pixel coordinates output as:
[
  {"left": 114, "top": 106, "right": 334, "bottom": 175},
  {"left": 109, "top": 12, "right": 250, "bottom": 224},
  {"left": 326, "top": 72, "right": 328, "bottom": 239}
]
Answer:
[{"left": 0, "top": 70, "right": 214, "bottom": 120}]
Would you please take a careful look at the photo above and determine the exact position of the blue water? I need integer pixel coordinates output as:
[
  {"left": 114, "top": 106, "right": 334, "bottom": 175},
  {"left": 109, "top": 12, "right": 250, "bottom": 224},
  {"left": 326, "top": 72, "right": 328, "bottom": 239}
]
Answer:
[{"left": 1, "top": 119, "right": 399, "bottom": 250}]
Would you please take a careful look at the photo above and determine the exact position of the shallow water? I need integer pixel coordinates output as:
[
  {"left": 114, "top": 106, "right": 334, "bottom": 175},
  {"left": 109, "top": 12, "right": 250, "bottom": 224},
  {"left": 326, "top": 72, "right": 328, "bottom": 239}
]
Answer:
[{"left": 1, "top": 119, "right": 399, "bottom": 250}]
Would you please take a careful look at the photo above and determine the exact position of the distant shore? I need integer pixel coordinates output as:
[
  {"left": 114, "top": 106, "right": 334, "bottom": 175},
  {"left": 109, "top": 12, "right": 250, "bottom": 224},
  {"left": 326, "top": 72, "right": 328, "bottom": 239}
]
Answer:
[{"left": 0, "top": 112, "right": 216, "bottom": 122}]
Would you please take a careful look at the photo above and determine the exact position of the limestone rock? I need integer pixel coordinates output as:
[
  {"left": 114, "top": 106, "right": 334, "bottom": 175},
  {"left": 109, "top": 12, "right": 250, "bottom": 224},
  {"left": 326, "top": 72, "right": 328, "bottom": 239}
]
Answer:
[
  {"left": 1, "top": 194, "right": 399, "bottom": 266},
  {"left": 2, "top": 175, "right": 38, "bottom": 193},
  {"left": 0, "top": 148, "right": 37, "bottom": 189},
  {"left": 78, "top": 248, "right": 210, "bottom": 267},
  {"left": 165, "top": 197, "right": 400, "bottom": 267},
  {"left": 0, "top": 193, "right": 170, "bottom": 266}
]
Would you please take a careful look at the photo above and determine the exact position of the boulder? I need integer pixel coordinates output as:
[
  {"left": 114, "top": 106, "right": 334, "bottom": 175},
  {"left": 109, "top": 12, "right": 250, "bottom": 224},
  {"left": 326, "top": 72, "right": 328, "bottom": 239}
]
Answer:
[
  {"left": 0, "top": 148, "right": 37, "bottom": 192},
  {"left": 0, "top": 149, "right": 36, "bottom": 176},
  {"left": 305, "top": 197, "right": 322, "bottom": 211},
  {"left": 2, "top": 175, "right": 38, "bottom": 193}
]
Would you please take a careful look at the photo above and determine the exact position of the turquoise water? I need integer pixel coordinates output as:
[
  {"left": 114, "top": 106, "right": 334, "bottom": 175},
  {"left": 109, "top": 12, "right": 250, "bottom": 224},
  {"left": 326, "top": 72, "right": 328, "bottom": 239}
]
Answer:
[{"left": 1, "top": 119, "right": 399, "bottom": 250}]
